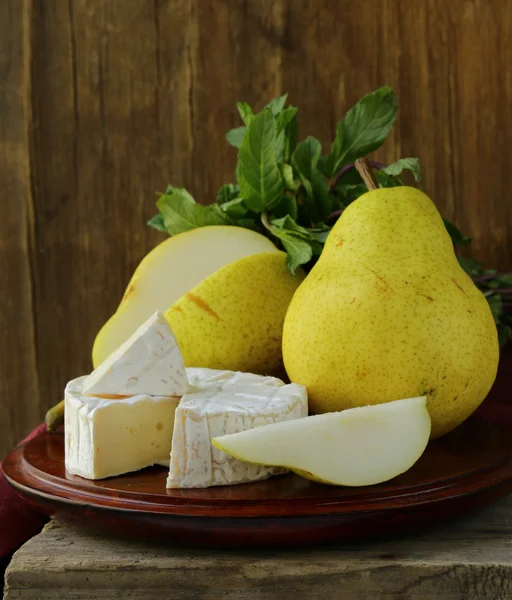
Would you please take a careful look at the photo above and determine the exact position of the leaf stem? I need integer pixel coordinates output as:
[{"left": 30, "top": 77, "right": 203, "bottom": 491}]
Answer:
[
  {"left": 325, "top": 209, "right": 344, "bottom": 222},
  {"left": 473, "top": 271, "right": 512, "bottom": 283},
  {"left": 355, "top": 158, "right": 379, "bottom": 191},
  {"left": 487, "top": 288, "right": 512, "bottom": 296},
  {"left": 260, "top": 212, "right": 272, "bottom": 232}
]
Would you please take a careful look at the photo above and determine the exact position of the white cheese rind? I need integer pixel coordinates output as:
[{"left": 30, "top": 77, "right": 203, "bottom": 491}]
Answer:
[
  {"left": 82, "top": 311, "right": 189, "bottom": 396},
  {"left": 186, "top": 367, "right": 285, "bottom": 392},
  {"left": 167, "top": 382, "right": 308, "bottom": 488},
  {"left": 65, "top": 376, "right": 180, "bottom": 480}
]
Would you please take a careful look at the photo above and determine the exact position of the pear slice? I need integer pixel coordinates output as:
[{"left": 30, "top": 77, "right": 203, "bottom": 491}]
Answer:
[
  {"left": 212, "top": 397, "right": 431, "bottom": 486},
  {"left": 93, "top": 226, "right": 278, "bottom": 367}
]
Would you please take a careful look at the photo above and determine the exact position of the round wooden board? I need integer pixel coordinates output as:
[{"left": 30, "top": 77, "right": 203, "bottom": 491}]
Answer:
[
  {"left": 3, "top": 351, "right": 512, "bottom": 548},
  {"left": 3, "top": 419, "right": 512, "bottom": 548}
]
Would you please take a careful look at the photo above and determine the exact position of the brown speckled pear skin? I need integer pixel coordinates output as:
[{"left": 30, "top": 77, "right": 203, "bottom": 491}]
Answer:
[
  {"left": 282, "top": 187, "right": 499, "bottom": 438},
  {"left": 166, "top": 251, "right": 305, "bottom": 376}
]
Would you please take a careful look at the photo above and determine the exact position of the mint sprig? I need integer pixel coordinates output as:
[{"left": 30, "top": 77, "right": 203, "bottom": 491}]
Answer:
[
  {"left": 237, "top": 109, "right": 285, "bottom": 212},
  {"left": 292, "top": 137, "right": 332, "bottom": 222},
  {"left": 320, "top": 86, "right": 398, "bottom": 178},
  {"left": 382, "top": 158, "right": 422, "bottom": 183},
  {"left": 156, "top": 186, "right": 234, "bottom": 234},
  {"left": 148, "top": 88, "right": 511, "bottom": 347}
]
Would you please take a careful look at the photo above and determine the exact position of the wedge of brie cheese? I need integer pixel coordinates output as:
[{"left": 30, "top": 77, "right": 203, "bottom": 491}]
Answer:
[
  {"left": 167, "top": 382, "right": 308, "bottom": 488},
  {"left": 82, "top": 311, "right": 188, "bottom": 397},
  {"left": 65, "top": 376, "right": 180, "bottom": 479}
]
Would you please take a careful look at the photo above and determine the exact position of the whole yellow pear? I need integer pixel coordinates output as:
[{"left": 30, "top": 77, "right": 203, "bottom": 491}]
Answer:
[
  {"left": 166, "top": 251, "right": 305, "bottom": 375},
  {"left": 282, "top": 186, "right": 499, "bottom": 438}
]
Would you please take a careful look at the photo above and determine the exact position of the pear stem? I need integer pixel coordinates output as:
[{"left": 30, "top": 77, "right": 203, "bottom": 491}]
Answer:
[
  {"left": 45, "top": 400, "right": 65, "bottom": 431},
  {"left": 355, "top": 158, "right": 379, "bottom": 191},
  {"left": 330, "top": 160, "right": 386, "bottom": 190}
]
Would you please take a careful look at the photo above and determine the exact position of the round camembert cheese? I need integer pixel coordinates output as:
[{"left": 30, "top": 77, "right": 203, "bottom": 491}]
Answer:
[{"left": 167, "top": 373, "right": 308, "bottom": 488}]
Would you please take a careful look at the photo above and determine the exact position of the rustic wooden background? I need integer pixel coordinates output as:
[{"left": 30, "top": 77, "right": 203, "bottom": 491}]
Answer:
[{"left": 1, "top": 0, "right": 511, "bottom": 458}]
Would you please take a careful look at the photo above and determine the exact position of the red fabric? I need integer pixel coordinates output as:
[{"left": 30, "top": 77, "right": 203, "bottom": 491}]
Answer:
[{"left": 0, "top": 424, "right": 48, "bottom": 559}]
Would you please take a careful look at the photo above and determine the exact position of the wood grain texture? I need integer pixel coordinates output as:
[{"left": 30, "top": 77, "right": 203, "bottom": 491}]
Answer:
[
  {"left": 1, "top": 0, "right": 512, "bottom": 457},
  {"left": 0, "top": 1, "right": 40, "bottom": 452},
  {"left": 6, "top": 494, "right": 512, "bottom": 600}
]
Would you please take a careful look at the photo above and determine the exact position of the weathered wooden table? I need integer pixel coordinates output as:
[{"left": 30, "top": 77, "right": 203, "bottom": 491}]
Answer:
[{"left": 4, "top": 494, "right": 512, "bottom": 600}]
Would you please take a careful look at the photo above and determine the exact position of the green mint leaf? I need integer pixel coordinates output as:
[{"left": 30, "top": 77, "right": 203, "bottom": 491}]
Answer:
[
  {"left": 275, "top": 107, "right": 298, "bottom": 161},
  {"left": 485, "top": 279, "right": 502, "bottom": 290},
  {"left": 217, "top": 183, "right": 240, "bottom": 205},
  {"left": 162, "top": 185, "right": 195, "bottom": 204},
  {"left": 265, "top": 93, "right": 288, "bottom": 116},
  {"left": 332, "top": 168, "right": 399, "bottom": 207},
  {"left": 156, "top": 186, "right": 233, "bottom": 235},
  {"left": 270, "top": 193, "right": 299, "bottom": 221},
  {"left": 323, "top": 86, "right": 398, "bottom": 177},
  {"left": 271, "top": 215, "right": 323, "bottom": 254},
  {"left": 147, "top": 213, "right": 168, "bottom": 233},
  {"left": 269, "top": 228, "right": 313, "bottom": 274},
  {"left": 276, "top": 107, "right": 298, "bottom": 133},
  {"left": 292, "top": 136, "right": 332, "bottom": 220},
  {"left": 292, "top": 137, "right": 321, "bottom": 198},
  {"left": 226, "top": 126, "right": 246, "bottom": 148},
  {"left": 271, "top": 214, "right": 311, "bottom": 234},
  {"left": 283, "top": 116, "right": 298, "bottom": 162},
  {"left": 382, "top": 158, "right": 422, "bottom": 183},
  {"left": 236, "top": 102, "right": 254, "bottom": 126},
  {"left": 296, "top": 187, "right": 319, "bottom": 226},
  {"left": 317, "top": 155, "right": 329, "bottom": 177},
  {"left": 267, "top": 214, "right": 325, "bottom": 272},
  {"left": 238, "top": 109, "right": 284, "bottom": 212},
  {"left": 279, "top": 163, "right": 299, "bottom": 191},
  {"left": 331, "top": 161, "right": 420, "bottom": 210},
  {"left": 443, "top": 218, "right": 472, "bottom": 246},
  {"left": 496, "top": 274, "right": 512, "bottom": 286},
  {"left": 308, "top": 226, "right": 331, "bottom": 243},
  {"left": 282, "top": 195, "right": 298, "bottom": 220},
  {"left": 457, "top": 256, "right": 484, "bottom": 277},
  {"left": 237, "top": 218, "right": 260, "bottom": 231},
  {"left": 336, "top": 183, "right": 370, "bottom": 206},
  {"left": 219, "top": 197, "right": 249, "bottom": 219},
  {"left": 375, "top": 171, "right": 402, "bottom": 188},
  {"left": 281, "top": 236, "right": 313, "bottom": 274}
]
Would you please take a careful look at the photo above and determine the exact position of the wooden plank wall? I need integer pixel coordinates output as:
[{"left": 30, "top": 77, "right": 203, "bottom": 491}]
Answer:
[{"left": 1, "top": 0, "right": 511, "bottom": 458}]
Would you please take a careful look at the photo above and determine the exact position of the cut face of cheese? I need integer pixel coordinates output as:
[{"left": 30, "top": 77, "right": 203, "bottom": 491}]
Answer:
[
  {"left": 65, "top": 376, "right": 180, "bottom": 479},
  {"left": 82, "top": 311, "right": 188, "bottom": 397},
  {"left": 167, "top": 382, "right": 308, "bottom": 488}
]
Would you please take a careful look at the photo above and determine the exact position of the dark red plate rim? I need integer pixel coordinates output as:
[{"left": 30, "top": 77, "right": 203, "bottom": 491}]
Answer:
[
  {"left": 4, "top": 349, "right": 511, "bottom": 520},
  {"left": 3, "top": 415, "right": 512, "bottom": 518}
]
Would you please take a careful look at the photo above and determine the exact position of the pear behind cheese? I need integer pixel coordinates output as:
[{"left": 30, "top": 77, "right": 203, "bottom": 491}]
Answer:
[
  {"left": 283, "top": 186, "right": 499, "bottom": 438},
  {"left": 166, "top": 252, "right": 305, "bottom": 376},
  {"left": 213, "top": 396, "right": 431, "bottom": 487},
  {"left": 93, "top": 226, "right": 279, "bottom": 367}
]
